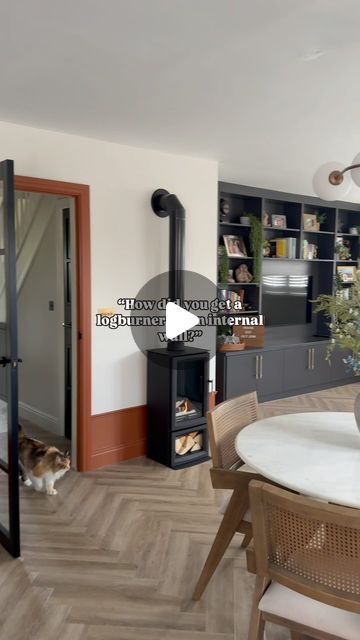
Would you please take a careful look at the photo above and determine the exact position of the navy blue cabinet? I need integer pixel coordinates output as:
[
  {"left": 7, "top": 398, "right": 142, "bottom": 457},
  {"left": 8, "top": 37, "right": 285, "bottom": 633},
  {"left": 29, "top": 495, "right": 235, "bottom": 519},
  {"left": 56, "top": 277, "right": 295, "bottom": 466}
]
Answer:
[{"left": 216, "top": 341, "right": 354, "bottom": 404}]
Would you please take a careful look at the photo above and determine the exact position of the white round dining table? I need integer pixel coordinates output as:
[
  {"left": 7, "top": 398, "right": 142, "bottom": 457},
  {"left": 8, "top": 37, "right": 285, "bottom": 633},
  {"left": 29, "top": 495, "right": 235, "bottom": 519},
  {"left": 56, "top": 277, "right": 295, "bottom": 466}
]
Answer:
[{"left": 235, "top": 412, "right": 360, "bottom": 509}]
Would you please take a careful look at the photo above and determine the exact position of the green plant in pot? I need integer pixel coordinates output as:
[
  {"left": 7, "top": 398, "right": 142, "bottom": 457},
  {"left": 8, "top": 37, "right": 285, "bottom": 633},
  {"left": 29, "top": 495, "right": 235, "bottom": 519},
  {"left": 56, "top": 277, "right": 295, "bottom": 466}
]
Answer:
[
  {"left": 218, "top": 245, "right": 229, "bottom": 283},
  {"left": 335, "top": 241, "right": 351, "bottom": 261},
  {"left": 315, "top": 210, "right": 327, "bottom": 228},
  {"left": 216, "top": 325, "right": 243, "bottom": 350},
  {"left": 249, "top": 215, "right": 262, "bottom": 283},
  {"left": 313, "top": 269, "right": 360, "bottom": 430}
]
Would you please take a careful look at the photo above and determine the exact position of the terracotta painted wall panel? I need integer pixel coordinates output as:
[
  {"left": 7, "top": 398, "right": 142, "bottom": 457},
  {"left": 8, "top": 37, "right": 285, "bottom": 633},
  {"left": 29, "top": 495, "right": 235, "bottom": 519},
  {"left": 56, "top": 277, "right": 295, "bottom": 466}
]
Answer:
[{"left": 89, "top": 405, "right": 147, "bottom": 469}]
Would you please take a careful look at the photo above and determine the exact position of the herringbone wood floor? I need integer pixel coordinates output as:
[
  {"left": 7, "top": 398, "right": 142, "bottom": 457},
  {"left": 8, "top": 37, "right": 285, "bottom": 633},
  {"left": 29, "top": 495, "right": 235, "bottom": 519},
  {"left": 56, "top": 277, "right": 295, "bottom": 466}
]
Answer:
[{"left": 1, "top": 382, "right": 359, "bottom": 640}]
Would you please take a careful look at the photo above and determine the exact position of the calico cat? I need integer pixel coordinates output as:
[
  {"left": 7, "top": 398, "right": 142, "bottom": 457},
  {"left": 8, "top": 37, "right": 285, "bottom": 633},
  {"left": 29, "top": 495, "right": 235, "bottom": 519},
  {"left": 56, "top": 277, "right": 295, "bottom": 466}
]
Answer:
[{"left": 19, "top": 426, "right": 71, "bottom": 495}]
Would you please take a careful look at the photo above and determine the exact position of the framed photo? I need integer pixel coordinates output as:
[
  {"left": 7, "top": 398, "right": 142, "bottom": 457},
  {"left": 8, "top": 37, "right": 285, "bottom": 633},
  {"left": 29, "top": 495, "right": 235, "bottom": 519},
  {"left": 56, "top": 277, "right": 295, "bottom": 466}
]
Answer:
[
  {"left": 223, "top": 235, "right": 247, "bottom": 258},
  {"left": 337, "top": 265, "right": 356, "bottom": 283},
  {"left": 271, "top": 214, "right": 287, "bottom": 229},
  {"left": 303, "top": 213, "right": 319, "bottom": 231}
]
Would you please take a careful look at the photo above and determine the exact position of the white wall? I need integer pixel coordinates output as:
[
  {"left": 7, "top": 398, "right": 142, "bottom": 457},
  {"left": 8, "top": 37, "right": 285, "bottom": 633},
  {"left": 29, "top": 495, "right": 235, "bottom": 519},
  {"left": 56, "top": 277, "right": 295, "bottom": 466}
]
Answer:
[
  {"left": 0, "top": 120, "right": 218, "bottom": 414},
  {"left": 18, "top": 195, "right": 64, "bottom": 434}
]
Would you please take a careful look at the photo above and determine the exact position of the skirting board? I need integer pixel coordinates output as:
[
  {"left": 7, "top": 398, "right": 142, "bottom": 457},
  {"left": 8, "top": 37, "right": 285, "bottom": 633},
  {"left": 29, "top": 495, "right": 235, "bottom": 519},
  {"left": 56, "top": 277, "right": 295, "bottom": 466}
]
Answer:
[
  {"left": 19, "top": 401, "right": 61, "bottom": 435},
  {"left": 89, "top": 404, "right": 147, "bottom": 470},
  {"left": 88, "top": 395, "right": 214, "bottom": 471}
]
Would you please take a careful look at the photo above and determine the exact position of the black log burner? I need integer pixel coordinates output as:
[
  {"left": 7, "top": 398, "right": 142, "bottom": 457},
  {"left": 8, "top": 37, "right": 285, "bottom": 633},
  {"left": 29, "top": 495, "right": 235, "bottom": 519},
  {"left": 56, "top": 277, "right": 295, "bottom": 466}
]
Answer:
[{"left": 147, "top": 189, "right": 210, "bottom": 469}]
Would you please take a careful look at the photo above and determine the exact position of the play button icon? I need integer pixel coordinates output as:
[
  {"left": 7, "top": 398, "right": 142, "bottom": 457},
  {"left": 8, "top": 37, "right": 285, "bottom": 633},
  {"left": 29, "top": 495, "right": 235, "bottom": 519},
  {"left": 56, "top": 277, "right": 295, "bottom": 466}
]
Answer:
[{"left": 165, "top": 301, "right": 200, "bottom": 340}]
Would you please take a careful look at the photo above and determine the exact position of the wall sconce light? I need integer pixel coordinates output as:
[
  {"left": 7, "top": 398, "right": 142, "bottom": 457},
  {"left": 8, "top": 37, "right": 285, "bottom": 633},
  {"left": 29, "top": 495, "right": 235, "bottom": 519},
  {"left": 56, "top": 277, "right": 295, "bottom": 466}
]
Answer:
[{"left": 313, "top": 155, "right": 360, "bottom": 201}]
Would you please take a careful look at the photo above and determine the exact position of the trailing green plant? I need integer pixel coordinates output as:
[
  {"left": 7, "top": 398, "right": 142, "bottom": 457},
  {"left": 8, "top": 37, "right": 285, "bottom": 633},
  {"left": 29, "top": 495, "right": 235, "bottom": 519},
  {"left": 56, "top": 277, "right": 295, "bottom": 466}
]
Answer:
[
  {"left": 313, "top": 269, "right": 360, "bottom": 374},
  {"left": 249, "top": 215, "right": 262, "bottom": 283},
  {"left": 218, "top": 245, "right": 229, "bottom": 283}
]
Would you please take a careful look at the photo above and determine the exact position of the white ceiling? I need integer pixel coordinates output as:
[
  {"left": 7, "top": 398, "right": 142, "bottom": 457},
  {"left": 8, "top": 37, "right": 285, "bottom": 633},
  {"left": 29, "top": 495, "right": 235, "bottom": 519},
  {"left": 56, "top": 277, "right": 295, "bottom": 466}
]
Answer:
[{"left": 2, "top": 0, "right": 360, "bottom": 197}]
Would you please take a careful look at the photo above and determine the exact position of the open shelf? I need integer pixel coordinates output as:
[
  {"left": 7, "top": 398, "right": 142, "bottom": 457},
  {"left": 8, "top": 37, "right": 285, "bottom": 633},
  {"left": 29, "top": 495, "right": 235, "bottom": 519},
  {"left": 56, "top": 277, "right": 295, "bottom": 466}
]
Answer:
[
  {"left": 338, "top": 233, "right": 360, "bottom": 237},
  {"left": 218, "top": 182, "right": 360, "bottom": 344},
  {"left": 302, "top": 230, "right": 334, "bottom": 235},
  {"left": 218, "top": 282, "right": 258, "bottom": 287},
  {"left": 263, "top": 258, "right": 334, "bottom": 263},
  {"left": 219, "top": 222, "right": 251, "bottom": 228},
  {"left": 336, "top": 259, "right": 358, "bottom": 264},
  {"left": 227, "top": 255, "right": 253, "bottom": 259},
  {"left": 263, "top": 226, "right": 300, "bottom": 232}
]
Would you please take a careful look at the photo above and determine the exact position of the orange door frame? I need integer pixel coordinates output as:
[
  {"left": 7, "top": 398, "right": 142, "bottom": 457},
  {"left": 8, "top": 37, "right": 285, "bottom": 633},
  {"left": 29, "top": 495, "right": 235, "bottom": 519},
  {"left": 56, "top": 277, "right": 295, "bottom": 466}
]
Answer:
[{"left": 14, "top": 176, "right": 91, "bottom": 471}]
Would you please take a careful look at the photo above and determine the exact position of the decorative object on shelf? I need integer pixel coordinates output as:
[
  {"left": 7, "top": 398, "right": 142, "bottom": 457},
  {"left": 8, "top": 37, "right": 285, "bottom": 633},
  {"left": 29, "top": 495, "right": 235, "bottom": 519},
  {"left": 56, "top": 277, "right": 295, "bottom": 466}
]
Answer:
[
  {"left": 335, "top": 239, "right": 351, "bottom": 261},
  {"left": 337, "top": 265, "right": 356, "bottom": 283},
  {"left": 219, "top": 198, "right": 230, "bottom": 222},
  {"left": 302, "top": 240, "right": 318, "bottom": 260},
  {"left": 218, "top": 288, "right": 244, "bottom": 305},
  {"left": 249, "top": 214, "right": 262, "bottom": 282},
  {"left": 337, "top": 287, "right": 350, "bottom": 301},
  {"left": 271, "top": 214, "right": 287, "bottom": 228},
  {"left": 263, "top": 240, "right": 271, "bottom": 256},
  {"left": 262, "top": 210, "right": 270, "bottom": 227},
  {"left": 235, "top": 263, "right": 253, "bottom": 283},
  {"left": 223, "top": 234, "right": 247, "bottom": 257},
  {"left": 233, "top": 324, "right": 265, "bottom": 348},
  {"left": 217, "top": 334, "right": 245, "bottom": 352},
  {"left": 312, "top": 155, "right": 360, "bottom": 201},
  {"left": 349, "top": 227, "right": 359, "bottom": 235},
  {"left": 315, "top": 210, "right": 327, "bottom": 228},
  {"left": 227, "top": 269, "right": 235, "bottom": 283},
  {"left": 240, "top": 215, "right": 250, "bottom": 225},
  {"left": 313, "top": 269, "right": 360, "bottom": 430},
  {"left": 218, "top": 245, "right": 229, "bottom": 282},
  {"left": 303, "top": 213, "right": 319, "bottom": 231}
]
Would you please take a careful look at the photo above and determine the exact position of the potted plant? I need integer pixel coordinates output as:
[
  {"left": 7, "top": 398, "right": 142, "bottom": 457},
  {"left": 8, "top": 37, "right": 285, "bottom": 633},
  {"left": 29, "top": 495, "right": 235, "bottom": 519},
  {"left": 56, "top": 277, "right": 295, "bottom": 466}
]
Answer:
[
  {"left": 313, "top": 269, "right": 360, "bottom": 430},
  {"left": 217, "top": 326, "right": 245, "bottom": 351},
  {"left": 335, "top": 240, "right": 351, "bottom": 261},
  {"left": 314, "top": 210, "right": 327, "bottom": 229},
  {"left": 249, "top": 215, "right": 262, "bottom": 282}
]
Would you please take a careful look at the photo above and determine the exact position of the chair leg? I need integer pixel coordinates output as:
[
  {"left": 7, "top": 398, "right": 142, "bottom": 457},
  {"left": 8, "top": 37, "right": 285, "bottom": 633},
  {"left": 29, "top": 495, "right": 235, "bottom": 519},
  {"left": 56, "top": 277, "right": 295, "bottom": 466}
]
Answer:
[
  {"left": 241, "top": 530, "right": 252, "bottom": 549},
  {"left": 192, "top": 487, "right": 249, "bottom": 600},
  {"left": 248, "top": 576, "right": 269, "bottom": 640}
]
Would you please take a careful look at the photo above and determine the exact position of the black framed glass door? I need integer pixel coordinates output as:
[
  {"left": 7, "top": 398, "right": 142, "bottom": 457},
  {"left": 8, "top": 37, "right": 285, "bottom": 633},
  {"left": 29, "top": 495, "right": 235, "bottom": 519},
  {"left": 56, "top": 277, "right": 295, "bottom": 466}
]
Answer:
[{"left": 0, "top": 160, "right": 20, "bottom": 558}]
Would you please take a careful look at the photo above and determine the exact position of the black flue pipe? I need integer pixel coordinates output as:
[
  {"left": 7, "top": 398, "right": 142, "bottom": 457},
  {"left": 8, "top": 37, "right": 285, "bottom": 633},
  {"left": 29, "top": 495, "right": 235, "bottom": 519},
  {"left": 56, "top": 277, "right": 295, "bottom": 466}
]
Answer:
[{"left": 151, "top": 189, "right": 186, "bottom": 350}]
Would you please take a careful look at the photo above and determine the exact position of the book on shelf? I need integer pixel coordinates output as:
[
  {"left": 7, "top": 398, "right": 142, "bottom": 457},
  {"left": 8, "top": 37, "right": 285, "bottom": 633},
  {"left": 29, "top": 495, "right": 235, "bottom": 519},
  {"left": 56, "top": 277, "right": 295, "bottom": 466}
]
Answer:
[{"left": 269, "top": 237, "right": 297, "bottom": 259}]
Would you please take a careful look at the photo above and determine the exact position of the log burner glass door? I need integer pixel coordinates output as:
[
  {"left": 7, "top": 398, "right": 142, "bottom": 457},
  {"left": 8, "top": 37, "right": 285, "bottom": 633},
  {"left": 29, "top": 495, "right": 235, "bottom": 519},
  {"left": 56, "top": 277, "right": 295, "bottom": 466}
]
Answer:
[{"left": 175, "top": 357, "right": 206, "bottom": 426}]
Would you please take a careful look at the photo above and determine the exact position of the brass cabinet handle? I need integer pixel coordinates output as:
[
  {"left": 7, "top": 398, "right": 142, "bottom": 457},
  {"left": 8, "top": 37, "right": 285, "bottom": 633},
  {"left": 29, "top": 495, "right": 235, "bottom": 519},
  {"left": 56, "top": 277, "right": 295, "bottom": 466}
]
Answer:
[{"left": 259, "top": 355, "right": 263, "bottom": 379}]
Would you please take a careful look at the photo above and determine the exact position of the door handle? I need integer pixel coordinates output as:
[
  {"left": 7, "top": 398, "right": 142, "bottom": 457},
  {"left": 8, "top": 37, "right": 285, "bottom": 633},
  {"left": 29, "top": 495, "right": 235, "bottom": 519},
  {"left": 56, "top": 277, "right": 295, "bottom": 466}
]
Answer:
[
  {"left": 255, "top": 355, "right": 259, "bottom": 380},
  {"left": 311, "top": 348, "right": 315, "bottom": 370},
  {"left": 307, "top": 348, "right": 311, "bottom": 370},
  {"left": 259, "top": 355, "right": 263, "bottom": 379},
  {"left": 0, "top": 357, "right": 22, "bottom": 367},
  {"left": 62, "top": 323, "right": 72, "bottom": 328}
]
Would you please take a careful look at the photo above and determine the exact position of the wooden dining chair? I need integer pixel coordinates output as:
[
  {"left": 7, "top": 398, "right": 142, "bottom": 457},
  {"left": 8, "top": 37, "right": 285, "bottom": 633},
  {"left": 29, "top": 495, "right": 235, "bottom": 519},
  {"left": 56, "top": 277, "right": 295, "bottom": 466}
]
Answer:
[
  {"left": 192, "top": 391, "right": 261, "bottom": 601},
  {"left": 247, "top": 480, "right": 360, "bottom": 640}
]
